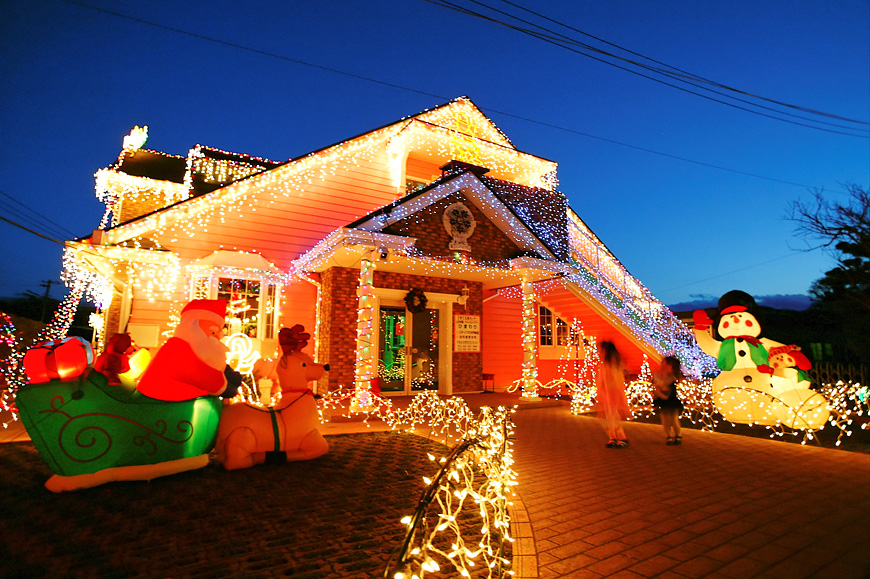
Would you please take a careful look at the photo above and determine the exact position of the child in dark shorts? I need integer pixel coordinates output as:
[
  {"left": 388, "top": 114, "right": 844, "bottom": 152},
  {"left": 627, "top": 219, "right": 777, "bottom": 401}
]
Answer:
[{"left": 653, "top": 356, "right": 684, "bottom": 445}]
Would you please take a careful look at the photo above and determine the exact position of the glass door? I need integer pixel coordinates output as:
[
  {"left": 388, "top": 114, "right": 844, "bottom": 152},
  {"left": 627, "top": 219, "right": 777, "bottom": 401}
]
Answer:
[
  {"left": 378, "top": 306, "right": 407, "bottom": 393},
  {"left": 410, "top": 307, "right": 439, "bottom": 392},
  {"left": 377, "top": 304, "right": 440, "bottom": 394}
]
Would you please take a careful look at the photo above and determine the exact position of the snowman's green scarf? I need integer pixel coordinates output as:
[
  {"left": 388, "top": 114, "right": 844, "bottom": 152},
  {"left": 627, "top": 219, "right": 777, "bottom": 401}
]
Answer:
[{"left": 718, "top": 337, "right": 768, "bottom": 371}]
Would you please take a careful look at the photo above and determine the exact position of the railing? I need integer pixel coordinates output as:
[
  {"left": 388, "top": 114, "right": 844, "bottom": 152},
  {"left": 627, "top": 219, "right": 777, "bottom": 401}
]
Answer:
[
  {"left": 565, "top": 209, "right": 714, "bottom": 376},
  {"left": 809, "top": 362, "right": 868, "bottom": 386}
]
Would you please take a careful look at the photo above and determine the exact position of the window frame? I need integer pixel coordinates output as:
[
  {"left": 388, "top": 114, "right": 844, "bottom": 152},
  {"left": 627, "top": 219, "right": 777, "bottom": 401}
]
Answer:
[
  {"left": 189, "top": 269, "right": 281, "bottom": 341},
  {"left": 538, "top": 304, "right": 582, "bottom": 360}
]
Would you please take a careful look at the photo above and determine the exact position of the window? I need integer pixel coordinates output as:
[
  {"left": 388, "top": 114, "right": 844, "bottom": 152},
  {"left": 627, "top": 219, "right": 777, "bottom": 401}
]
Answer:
[
  {"left": 405, "top": 178, "right": 427, "bottom": 195},
  {"left": 539, "top": 305, "right": 581, "bottom": 359},
  {"left": 539, "top": 306, "right": 553, "bottom": 346},
  {"left": 188, "top": 273, "right": 280, "bottom": 340},
  {"left": 556, "top": 317, "right": 570, "bottom": 346},
  {"left": 187, "top": 251, "right": 284, "bottom": 341}
]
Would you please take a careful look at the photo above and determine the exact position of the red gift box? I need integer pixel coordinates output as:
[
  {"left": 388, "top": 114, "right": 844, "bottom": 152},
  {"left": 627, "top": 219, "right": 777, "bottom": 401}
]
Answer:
[{"left": 24, "top": 337, "right": 94, "bottom": 384}]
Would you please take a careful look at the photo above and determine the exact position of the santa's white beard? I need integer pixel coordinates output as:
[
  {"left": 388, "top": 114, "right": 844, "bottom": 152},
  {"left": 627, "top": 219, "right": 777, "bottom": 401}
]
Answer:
[{"left": 174, "top": 315, "right": 229, "bottom": 372}]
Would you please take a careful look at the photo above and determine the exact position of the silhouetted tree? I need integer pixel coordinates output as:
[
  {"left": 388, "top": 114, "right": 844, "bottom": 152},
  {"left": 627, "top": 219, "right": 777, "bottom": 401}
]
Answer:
[{"left": 791, "top": 183, "right": 870, "bottom": 362}]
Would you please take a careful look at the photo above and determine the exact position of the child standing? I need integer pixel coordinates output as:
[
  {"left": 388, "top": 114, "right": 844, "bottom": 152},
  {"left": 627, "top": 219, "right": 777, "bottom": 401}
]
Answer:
[
  {"left": 596, "top": 341, "right": 631, "bottom": 448},
  {"left": 653, "top": 356, "right": 684, "bottom": 445}
]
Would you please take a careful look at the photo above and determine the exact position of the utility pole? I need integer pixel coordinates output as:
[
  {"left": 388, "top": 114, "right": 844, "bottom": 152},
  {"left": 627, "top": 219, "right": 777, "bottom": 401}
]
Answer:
[{"left": 40, "top": 279, "right": 54, "bottom": 323}]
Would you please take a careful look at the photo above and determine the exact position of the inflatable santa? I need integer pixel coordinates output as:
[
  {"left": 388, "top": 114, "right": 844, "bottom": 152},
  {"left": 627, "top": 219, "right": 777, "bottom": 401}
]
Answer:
[{"left": 137, "top": 299, "right": 242, "bottom": 401}]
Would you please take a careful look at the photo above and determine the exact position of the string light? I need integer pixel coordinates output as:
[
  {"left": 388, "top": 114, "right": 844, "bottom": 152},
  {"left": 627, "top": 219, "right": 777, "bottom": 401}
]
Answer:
[
  {"left": 320, "top": 389, "right": 517, "bottom": 578},
  {"left": 13, "top": 94, "right": 860, "bottom": 452},
  {"left": 520, "top": 278, "right": 538, "bottom": 397}
]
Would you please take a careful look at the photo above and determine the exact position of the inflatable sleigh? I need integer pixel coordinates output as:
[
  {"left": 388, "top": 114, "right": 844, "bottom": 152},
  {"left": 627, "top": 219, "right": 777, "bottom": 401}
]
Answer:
[{"left": 17, "top": 355, "right": 222, "bottom": 493}]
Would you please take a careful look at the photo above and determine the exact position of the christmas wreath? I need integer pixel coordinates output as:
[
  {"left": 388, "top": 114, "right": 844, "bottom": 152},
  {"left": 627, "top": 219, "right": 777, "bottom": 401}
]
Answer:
[{"left": 404, "top": 288, "right": 428, "bottom": 314}]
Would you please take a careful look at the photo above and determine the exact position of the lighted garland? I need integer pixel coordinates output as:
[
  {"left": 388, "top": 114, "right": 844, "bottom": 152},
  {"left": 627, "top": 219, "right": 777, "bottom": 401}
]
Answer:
[
  {"left": 0, "top": 312, "right": 24, "bottom": 420},
  {"left": 388, "top": 405, "right": 516, "bottom": 579},
  {"left": 318, "top": 387, "right": 395, "bottom": 427},
  {"left": 0, "top": 284, "right": 86, "bottom": 424},
  {"left": 818, "top": 381, "right": 869, "bottom": 445},
  {"left": 317, "top": 389, "right": 517, "bottom": 578}
]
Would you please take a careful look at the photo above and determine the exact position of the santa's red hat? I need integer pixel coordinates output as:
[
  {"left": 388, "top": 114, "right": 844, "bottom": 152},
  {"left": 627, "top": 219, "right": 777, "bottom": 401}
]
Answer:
[{"left": 181, "top": 299, "right": 227, "bottom": 326}]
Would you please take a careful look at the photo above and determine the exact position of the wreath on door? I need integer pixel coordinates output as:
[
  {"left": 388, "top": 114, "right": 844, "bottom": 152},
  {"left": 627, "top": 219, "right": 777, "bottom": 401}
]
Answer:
[{"left": 404, "top": 288, "right": 428, "bottom": 314}]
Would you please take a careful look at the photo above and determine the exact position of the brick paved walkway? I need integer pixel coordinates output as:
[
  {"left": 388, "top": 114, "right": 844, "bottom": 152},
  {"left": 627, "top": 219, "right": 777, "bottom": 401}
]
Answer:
[
  {"left": 3, "top": 395, "right": 868, "bottom": 578},
  {"left": 509, "top": 403, "right": 870, "bottom": 579}
]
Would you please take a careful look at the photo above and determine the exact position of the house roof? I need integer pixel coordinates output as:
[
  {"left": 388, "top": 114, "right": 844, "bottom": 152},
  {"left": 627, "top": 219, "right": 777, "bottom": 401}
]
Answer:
[
  {"left": 190, "top": 250, "right": 280, "bottom": 273},
  {"left": 185, "top": 145, "right": 283, "bottom": 196},
  {"left": 346, "top": 168, "right": 570, "bottom": 262},
  {"left": 346, "top": 170, "right": 559, "bottom": 262},
  {"left": 93, "top": 97, "right": 555, "bottom": 245},
  {"left": 113, "top": 149, "right": 187, "bottom": 183},
  {"left": 479, "top": 175, "right": 569, "bottom": 261}
]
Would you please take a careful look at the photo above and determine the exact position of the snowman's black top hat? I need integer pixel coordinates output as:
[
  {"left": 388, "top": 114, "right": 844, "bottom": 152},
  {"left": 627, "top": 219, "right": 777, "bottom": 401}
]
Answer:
[{"left": 717, "top": 290, "right": 757, "bottom": 315}]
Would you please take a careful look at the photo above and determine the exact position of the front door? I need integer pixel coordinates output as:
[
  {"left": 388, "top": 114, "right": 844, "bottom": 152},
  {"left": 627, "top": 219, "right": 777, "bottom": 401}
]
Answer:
[{"left": 378, "top": 304, "right": 440, "bottom": 395}]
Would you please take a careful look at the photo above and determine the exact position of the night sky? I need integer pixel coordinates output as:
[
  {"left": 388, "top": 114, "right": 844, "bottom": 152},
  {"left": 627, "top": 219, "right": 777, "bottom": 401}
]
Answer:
[{"left": 1, "top": 0, "right": 867, "bottom": 311}]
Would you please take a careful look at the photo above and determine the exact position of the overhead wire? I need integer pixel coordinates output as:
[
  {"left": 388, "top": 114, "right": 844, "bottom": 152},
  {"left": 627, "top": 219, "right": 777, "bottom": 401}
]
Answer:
[
  {"left": 59, "top": 0, "right": 837, "bottom": 192},
  {"left": 495, "top": 0, "right": 868, "bottom": 125},
  {"left": 427, "top": 0, "right": 868, "bottom": 137},
  {"left": 0, "top": 215, "right": 65, "bottom": 245},
  {"left": 0, "top": 189, "right": 78, "bottom": 240}
]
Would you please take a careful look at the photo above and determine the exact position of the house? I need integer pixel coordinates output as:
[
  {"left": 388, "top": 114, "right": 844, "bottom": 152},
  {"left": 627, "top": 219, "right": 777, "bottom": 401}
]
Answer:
[{"left": 64, "top": 97, "right": 705, "bottom": 396}]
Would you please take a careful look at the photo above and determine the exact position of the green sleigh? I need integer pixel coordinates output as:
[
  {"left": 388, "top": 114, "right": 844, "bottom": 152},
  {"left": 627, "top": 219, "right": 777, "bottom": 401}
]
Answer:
[{"left": 16, "top": 369, "right": 222, "bottom": 492}]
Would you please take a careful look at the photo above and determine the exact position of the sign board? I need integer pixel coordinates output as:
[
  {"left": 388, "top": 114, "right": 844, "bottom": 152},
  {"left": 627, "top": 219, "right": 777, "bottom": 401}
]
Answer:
[{"left": 454, "top": 314, "right": 481, "bottom": 353}]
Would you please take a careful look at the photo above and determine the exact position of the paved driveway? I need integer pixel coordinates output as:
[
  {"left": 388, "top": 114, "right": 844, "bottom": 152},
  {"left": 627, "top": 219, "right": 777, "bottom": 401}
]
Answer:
[{"left": 510, "top": 404, "right": 870, "bottom": 578}]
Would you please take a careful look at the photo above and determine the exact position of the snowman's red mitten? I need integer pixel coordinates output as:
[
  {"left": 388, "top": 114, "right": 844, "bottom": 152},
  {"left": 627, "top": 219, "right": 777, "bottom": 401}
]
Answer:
[
  {"left": 756, "top": 364, "right": 774, "bottom": 376},
  {"left": 693, "top": 310, "right": 713, "bottom": 331}
]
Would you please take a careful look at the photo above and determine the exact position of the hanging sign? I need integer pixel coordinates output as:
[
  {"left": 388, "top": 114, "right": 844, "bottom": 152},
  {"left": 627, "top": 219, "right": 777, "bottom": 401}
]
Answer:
[{"left": 454, "top": 314, "right": 481, "bottom": 353}]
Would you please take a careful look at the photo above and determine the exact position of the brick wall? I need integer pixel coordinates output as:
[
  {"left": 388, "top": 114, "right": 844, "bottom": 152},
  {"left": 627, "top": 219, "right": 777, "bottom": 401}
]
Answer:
[
  {"left": 118, "top": 190, "right": 172, "bottom": 224},
  {"left": 384, "top": 191, "right": 520, "bottom": 264},
  {"left": 318, "top": 265, "right": 485, "bottom": 394},
  {"left": 319, "top": 267, "right": 359, "bottom": 391}
]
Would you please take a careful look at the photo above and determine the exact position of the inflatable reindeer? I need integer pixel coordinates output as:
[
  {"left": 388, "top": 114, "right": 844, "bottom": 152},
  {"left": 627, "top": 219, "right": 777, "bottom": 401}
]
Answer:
[{"left": 215, "top": 325, "right": 329, "bottom": 470}]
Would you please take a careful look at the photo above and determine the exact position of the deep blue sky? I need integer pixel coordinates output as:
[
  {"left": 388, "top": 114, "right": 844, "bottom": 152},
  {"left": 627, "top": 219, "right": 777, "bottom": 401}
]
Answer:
[{"left": 1, "top": 0, "right": 867, "bottom": 311}]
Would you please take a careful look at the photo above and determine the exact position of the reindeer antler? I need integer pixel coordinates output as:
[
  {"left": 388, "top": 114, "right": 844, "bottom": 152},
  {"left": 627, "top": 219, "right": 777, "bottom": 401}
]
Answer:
[{"left": 279, "top": 324, "right": 310, "bottom": 354}]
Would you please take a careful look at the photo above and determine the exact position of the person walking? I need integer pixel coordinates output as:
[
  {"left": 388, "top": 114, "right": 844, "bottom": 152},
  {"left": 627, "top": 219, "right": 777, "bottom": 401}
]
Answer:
[
  {"left": 596, "top": 340, "right": 631, "bottom": 448},
  {"left": 653, "top": 356, "right": 684, "bottom": 445}
]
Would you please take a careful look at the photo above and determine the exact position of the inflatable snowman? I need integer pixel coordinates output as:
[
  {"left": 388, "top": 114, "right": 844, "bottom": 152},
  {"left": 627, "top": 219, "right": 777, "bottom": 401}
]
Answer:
[{"left": 693, "top": 290, "right": 828, "bottom": 429}]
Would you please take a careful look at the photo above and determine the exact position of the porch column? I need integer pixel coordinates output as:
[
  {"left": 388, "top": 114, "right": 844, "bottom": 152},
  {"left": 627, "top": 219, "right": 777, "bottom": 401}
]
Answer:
[
  {"left": 354, "top": 257, "right": 377, "bottom": 391},
  {"left": 521, "top": 277, "right": 539, "bottom": 398}
]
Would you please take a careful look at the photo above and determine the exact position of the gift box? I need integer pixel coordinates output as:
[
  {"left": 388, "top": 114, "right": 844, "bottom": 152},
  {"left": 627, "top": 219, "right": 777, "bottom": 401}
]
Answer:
[{"left": 24, "top": 337, "right": 94, "bottom": 384}]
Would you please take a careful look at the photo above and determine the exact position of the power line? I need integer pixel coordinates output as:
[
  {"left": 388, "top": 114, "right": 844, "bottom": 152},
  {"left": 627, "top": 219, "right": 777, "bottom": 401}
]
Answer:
[
  {"left": 480, "top": 108, "right": 817, "bottom": 188},
  {"left": 427, "top": 0, "right": 868, "bottom": 138},
  {"left": 61, "top": 0, "right": 834, "bottom": 191},
  {"left": 0, "top": 189, "right": 78, "bottom": 239},
  {"left": 656, "top": 249, "right": 812, "bottom": 295},
  {"left": 493, "top": 0, "right": 868, "bottom": 126},
  {"left": 0, "top": 215, "right": 65, "bottom": 245}
]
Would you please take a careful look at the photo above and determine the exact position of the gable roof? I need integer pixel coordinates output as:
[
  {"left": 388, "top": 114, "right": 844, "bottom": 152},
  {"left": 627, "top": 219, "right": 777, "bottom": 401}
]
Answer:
[
  {"left": 94, "top": 97, "right": 556, "bottom": 245},
  {"left": 347, "top": 170, "right": 560, "bottom": 262}
]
